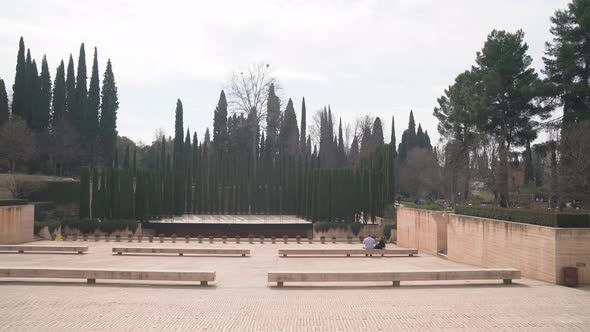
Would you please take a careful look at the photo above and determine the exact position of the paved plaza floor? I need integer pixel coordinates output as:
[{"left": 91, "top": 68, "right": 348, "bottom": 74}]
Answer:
[{"left": 0, "top": 240, "right": 589, "bottom": 331}]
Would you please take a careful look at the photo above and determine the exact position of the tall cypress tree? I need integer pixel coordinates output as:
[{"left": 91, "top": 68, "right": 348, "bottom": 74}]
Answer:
[
  {"left": 372, "top": 117, "right": 384, "bottom": 146},
  {"left": 27, "top": 58, "right": 41, "bottom": 130},
  {"left": 65, "top": 54, "right": 76, "bottom": 122},
  {"left": 52, "top": 60, "right": 66, "bottom": 127},
  {"left": 73, "top": 44, "right": 88, "bottom": 134},
  {"left": 173, "top": 99, "right": 184, "bottom": 170},
  {"left": 213, "top": 90, "right": 228, "bottom": 152},
  {"left": 36, "top": 55, "right": 51, "bottom": 131},
  {"left": 279, "top": 98, "right": 299, "bottom": 156},
  {"left": 266, "top": 83, "right": 280, "bottom": 155},
  {"left": 338, "top": 118, "right": 345, "bottom": 165},
  {"left": 99, "top": 60, "right": 119, "bottom": 166},
  {"left": 300, "top": 97, "right": 307, "bottom": 154},
  {"left": 0, "top": 79, "right": 8, "bottom": 127},
  {"left": 12, "top": 37, "right": 27, "bottom": 120},
  {"left": 390, "top": 116, "right": 396, "bottom": 148},
  {"left": 87, "top": 47, "right": 100, "bottom": 157}
]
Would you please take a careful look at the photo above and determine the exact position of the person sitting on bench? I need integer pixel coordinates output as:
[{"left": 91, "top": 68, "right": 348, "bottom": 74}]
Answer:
[
  {"left": 363, "top": 235, "right": 375, "bottom": 256},
  {"left": 374, "top": 237, "right": 386, "bottom": 250}
]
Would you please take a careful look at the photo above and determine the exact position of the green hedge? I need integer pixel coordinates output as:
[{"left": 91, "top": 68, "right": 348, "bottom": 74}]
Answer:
[
  {"left": 0, "top": 199, "right": 28, "bottom": 206},
  {"left": 34, "top": 219, "right": 138, "bottom": 235},
  {"left": 313, "top": 221, "right": 364, "bottom": 235},
  {"left": 29, "top": 181, "right": 80, "bottom": 204},
  {"left": 402, "top": 202, "right": 447, "bottom": 211},
  {"left": 455, "top": 206, "right": 590, "bottom": 228}
]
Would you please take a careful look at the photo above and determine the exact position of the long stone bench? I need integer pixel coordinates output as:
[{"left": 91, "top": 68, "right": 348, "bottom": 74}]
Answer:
[
  {"left": 0, "top": 245, "right": 88, "bottom": 254},
  {"left": 268, "top": 268, "right": 521, "bottom": 287},
  {"left": 278, "top": 248, "right": 418, "bottom": 257},
  {"left": 112, "top": 247, "right": 250, "bottom": 256},
  {"left": 0, "top": 267, "right": 216, "bottom": 285}
]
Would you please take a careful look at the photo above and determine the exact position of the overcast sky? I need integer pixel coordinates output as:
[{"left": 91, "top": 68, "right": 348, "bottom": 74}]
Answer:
[{"left": 0, "top": 0, "right": 568, "bottom": 146}]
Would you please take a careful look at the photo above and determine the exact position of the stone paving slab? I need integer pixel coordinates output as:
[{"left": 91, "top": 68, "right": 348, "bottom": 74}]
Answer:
[{"left": 0, "top": 240, "right": 589, "bottom": 331}]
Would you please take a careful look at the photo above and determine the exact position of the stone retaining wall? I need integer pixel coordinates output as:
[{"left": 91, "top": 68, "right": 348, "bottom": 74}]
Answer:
[
  {"left": 397, "top": 207, "right": 448, "bottom": 255},
  {"left": 448, "top": 214, "right": 590, "bottom": 284},
  {"left": 0, "top": 204, "right": 34, "bottom": 244}
]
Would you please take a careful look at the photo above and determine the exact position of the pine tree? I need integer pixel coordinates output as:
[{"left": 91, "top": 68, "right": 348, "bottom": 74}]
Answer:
[
  {"left": 87, "top": 47, "right": 100, "bottom": 156},
  {"left": 73, "top": 43, "right": 88, "bottom": 134},
  {"left": 65, "top": 54, "right": 76, "bottom": 121},
  {"left": 51, "top": 60, "right": 66, "bottom": 127},
  {"left": 36, "top": 55, "right": 51, "bottom": 131},
  {"left": 0, "top": 79, "right": 8, "bottom": 127},
  {"left": 99, "top": 59, "right": 119, "bottom": 166},
  {"left": 11, "top": 37, "right": 27, "bottom": 120},
  {"left": 544, "top": 0, "right": 590, "bottom": 126}
]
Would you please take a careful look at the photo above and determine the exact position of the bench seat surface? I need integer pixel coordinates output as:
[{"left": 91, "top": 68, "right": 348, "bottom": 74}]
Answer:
[
  {"left": 112, "top": 247, "right": 249, "bottom": 255},
  {"left": 278, "top": 248, "right": 417, "bottom": 255},
  {"left": 268, "top": 268, "right": 521, "bottom": 282},
  {"left": 0, "top": 245, "right": 88, "bottom": 252},
  {"left": 0, "top": 267, "right": 215, "bottom": 281}
]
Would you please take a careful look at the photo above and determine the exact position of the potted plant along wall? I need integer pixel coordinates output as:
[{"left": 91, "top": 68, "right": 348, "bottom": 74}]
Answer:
[
  {"left": 271, "top": 236, "right": 276, "bottom": 244},
  {"left": 235, "top": 235, "right": 240, "bottom": 244},
  {"left": 222, "top": 235, "right": 227, "bottom": 244},
  {"left": 259, "top": 235, "right": 264, "bottom": 244},
  {"left": 137, "top": 233, "right": 143, "bottom": 242},
  {"left": 296, "top": 235, "right": 301, "bottom": 244},
  {"left": 148, "top": 235, "right": 153, "bottom": 243},
  {"left": 185, "top": 235, "right": 190, "bottom": 243},
  {"left": 332, "top": 236, "right": 337, "bottom": 244},
  {"left": 283, "top": 235, "right": 288, "bottom": 244},
  {"left": 159, "top": 234, "right": 165, "bottom": 243},
  {"left": 171, "top": 234, "right": 177, "bottom": 243},
  {"left": 248, "top": 234, "right": 254, "bottom": 244},
  {"left": 308, "top": 236, "right": 313, "bottom": 244},
  {"left": 128, "top": 234, "right": 133, "bottom": 242},
  {"left": 198, "top": 235, "right": 203, "bottom": 243},
  {"left": 209, "top": 236, "right": 214, "bottom": 243},
  {"left": 320, "top": 236, "right": 326, "bottom": 244},
  {"left": 94, "top": 234, "right": 100, "bottom": 242}
]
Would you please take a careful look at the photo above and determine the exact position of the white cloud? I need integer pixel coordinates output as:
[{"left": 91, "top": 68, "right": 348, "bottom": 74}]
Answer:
[{"left": 0, "top": 0, "right": 569, "bottom": 144}]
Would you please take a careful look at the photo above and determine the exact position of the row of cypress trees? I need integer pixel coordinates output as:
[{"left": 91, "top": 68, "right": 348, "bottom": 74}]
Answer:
[{"left": 80, "top": 88, "right": 397, "bottom": 222}]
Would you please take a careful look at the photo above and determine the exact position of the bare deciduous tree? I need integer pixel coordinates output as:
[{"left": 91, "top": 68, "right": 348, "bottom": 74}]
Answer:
[
  {"left": 0, "top": 115, "right": 36, "bottom": 172},
  {"left": 227, "top": 63, "right": 278, "bottom": 127}
]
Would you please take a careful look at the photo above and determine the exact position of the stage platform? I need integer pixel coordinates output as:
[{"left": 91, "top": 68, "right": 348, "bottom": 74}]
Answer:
[{"left": 143, "top": 215, "right": 312, "bottom": 238}]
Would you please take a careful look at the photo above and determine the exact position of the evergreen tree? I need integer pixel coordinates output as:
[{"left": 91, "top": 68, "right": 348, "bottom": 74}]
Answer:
[
  {"left": 474, "top": 29, "right": 549, "bottom": 206},
  {"left": 0, "top": 79, "right": 8, "bottom": 127},
  {"left": 338, "top": 118, "right": 346, "bottom": 165},
  {"left": 51, "top": 60, "right": 66, "bottom": 127},
  {"left": 24, "top": 52, "right": 38, "bottom": 128},
  {"left": 36, "top": 55, "right": 51, "bottom": 132},
  {"left": 173, "top": 99, "right": 184, "bottom": 170},
  {"left": 87, "top": 47, "right": 100, "bottom": 155},
  {"left": 12, "top": 37, "right": 27, "bottom": 120},
  {"left": 266, "top": 83, "right": 280, "bottom": 155},
  {"left": 350, "top": 135, "right": 359, "bottom": 165},
  {"left": 99, "top": 60, "right": 119, "bottom": 166},
  {"left": 544, "top": 0, "right": 590, "bottom": 126},
  {"left": 65, "top": 54, "right": 76, "bottom": 121},
  {"left": 213, "top": 90, "right": 228, "bottom": 152},
  {"left": 279, "top": 98, "right": 299, "bottom": 156},
  {"left": 79, "top": 166, "right": 91, "bottom": 219},
  {"left": 391, "top": 116, "right": 396, "bottom": 148},
  {"left": 73, "top": 43, "right": 88, "bottom": 134},
  {"left": 372, "top": 117, "right": 384, "bottom": 145},
  {"left": 300, "top": 97, "right": 307, "bottom": 154}
]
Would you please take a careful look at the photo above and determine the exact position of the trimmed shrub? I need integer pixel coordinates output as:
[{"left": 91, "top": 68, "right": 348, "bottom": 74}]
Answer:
[
  {"left": 383, "top": 225, "right": 394, "bottom": 240},
  {"left": 0, "top": 199, "right": 27, "bottom": 206},
  {"left": 455, "top": 206, "right": 590, "bottom": 228}
]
